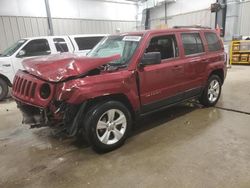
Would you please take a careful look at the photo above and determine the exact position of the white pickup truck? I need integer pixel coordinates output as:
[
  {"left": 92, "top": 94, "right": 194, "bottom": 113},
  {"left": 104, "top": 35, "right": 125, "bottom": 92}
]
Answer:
[{"left": 0, "top": 34, "right": 106, "bottom": 100}]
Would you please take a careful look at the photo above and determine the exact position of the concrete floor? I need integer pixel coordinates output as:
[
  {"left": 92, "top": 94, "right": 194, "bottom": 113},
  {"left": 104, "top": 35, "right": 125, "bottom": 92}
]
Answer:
[{"left": 1, "top": 65, "right": 250, "bottom": 188}]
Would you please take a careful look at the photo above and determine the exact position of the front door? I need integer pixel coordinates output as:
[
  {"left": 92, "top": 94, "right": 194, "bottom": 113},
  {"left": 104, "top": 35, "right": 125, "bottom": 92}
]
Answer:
[
  {"left": 137, "top": 34, "right": 183, "bottom": 113},
  {"left": 12, "top": 38, "right": 52, "bottom": 74}
]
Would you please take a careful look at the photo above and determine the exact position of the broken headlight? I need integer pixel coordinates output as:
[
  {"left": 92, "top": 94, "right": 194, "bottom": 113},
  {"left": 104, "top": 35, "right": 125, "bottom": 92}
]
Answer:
[{"left": 40, "top": 83, "right": 51, "bottom": 99}]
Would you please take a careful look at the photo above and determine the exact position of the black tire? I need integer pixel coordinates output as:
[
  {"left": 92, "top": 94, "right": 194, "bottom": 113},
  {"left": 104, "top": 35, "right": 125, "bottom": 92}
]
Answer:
[
  {"left": 199, "top": 75, "right": 222, "bottom": 107},
  {"left": 0, "top": 78, "right": 9, "bottom": 101},
  {"left": 84, "top": 100, "right": 132, "bottom": 153}
]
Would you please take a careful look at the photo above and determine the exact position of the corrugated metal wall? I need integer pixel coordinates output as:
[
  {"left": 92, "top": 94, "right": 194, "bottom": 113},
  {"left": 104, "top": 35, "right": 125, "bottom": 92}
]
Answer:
[
  {"left": 150, "top": 9, "right": 215, "bottom": 29},
  {"left": 168, "top": 9, "right": 215, "bottom": 28},
  {"left": 239, "top": 1, "right": 250, "bottom": 36},
  {"left": 0, "top": 16, "right": 136, "bottom": 52}
]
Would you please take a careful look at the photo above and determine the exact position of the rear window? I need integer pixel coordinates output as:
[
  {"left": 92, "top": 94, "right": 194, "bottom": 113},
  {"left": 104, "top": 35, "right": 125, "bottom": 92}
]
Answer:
[
  {"left": 181, "top": 33, "right": 204, "bottom": 55},
  {"left": 74, "top": 36, "right": 103, "bottom": 50},
  {"left": 53, "top": 38, "right": 69, "bottom": 52},
  {"left": 205, "top": 32, "right": 222, "bottom": 51}
]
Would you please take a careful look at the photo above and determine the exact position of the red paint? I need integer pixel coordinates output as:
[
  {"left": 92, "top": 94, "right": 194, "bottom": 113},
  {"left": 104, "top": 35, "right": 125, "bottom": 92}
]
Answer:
[
  {"left": 12, "top": 28, "right": 227, "bottom": 117},
  {"left": 12, "top": 70, "right": 55, "bottom": 107},
  {"left": 22, "top": 53, "right": 121, "bottom": 82}
]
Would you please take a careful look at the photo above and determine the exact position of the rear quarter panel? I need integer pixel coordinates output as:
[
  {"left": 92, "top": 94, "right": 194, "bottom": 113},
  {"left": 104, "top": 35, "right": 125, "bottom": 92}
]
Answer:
[{"left": 200, "top": 31, "right": 226, "bottom": 85}]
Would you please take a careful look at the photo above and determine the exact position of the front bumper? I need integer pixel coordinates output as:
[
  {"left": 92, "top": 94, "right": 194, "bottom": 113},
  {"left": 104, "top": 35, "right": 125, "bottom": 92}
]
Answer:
[
  {"left": 17, "top": 101, "right": 87, "bottom": 136},
  {"left": 17, "top": 102, "right": 56, "bottom": 128}
]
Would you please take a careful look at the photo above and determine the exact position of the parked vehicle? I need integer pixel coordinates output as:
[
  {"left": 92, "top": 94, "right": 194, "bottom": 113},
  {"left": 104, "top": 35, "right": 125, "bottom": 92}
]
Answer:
[
  {"left": 0, "top": 34, "right": 106, "bottom": 100},
  {"left": 12, "top": 28, "right": 227, "bottom": 152}
]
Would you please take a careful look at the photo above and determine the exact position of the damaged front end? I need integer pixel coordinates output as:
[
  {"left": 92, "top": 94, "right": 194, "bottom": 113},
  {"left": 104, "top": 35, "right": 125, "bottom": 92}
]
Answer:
[
  {"left": 17, "top": 103, "right": 49, "bottom": 128},
  {"left": 16, "top": 100, "right": 87, "bottom": 136},
  {"left": 12, "top": 54, "right": 121, "bottom": 136}
]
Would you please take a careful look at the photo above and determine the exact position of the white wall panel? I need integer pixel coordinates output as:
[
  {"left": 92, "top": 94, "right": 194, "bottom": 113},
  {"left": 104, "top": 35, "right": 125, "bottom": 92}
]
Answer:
[
  {"left": 37, "top": 18, "right": 48, "bottom": 36},
  {"left": 23, "top": 18, "right": 33, "bottom": 37},
  {"left": 0, "top": 0, "right": 47, "bottom": 17},
  {"left": 0, "top": 0, "right": 138, "bottom": 52},
  {"left": 239, "top": 1, "right": 250, "bottom": 36},
  {"left": 167, "top": 0, "right": 216, "bottom": 16},
  {"left": 0, "top": 18, "right": 7, "bottom": 51},
  {"left": 150, "top": 9, "right": 214, "bottom": 29},
  {"left": 0, "top": 0, "right": 137, "bottom": 21},
  {"left": 0, "top": 16, "right": 136, "bottom": 52},
  {"left": 17, "top": 17, "right": 28, "bottom": 38},
  {"left": 2, "top": 17, "right": 14, "bottom": 47},
  {"left": 9, "top": 17, "right": 20, "bottom": 42}
]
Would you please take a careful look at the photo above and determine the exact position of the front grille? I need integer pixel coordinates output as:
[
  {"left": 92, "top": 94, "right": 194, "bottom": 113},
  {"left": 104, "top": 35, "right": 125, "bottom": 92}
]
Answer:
[
  {"left": 12, "top": 70, "right": 54, "bottom": 108},
  {"left": 12, "top": 75, "right": 37, "bottom": 99}
]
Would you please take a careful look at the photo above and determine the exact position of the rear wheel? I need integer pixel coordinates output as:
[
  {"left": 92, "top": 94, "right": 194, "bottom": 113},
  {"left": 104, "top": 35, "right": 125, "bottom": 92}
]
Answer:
[
  {"left": 84, "top": 101, "right": 132, "bottom": 152},
  {"left": 199, "top": 75, "right": 222, "bottom": 107},
  {"left": 0, "top": 78, "right": 8, "bottom": 101}
]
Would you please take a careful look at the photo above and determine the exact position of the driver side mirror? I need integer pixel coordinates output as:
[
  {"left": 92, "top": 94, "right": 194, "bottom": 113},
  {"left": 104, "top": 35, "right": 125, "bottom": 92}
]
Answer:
[
  {"left": 140, "top": 52, "right": 161, "bottom": 67},
  {"left": 17, "top": 50, "right": 26, "bottom": 57}
]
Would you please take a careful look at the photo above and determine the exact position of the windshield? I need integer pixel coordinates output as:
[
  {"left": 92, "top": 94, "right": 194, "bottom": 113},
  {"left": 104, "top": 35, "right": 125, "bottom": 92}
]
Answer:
[
  {"left": 87, "top": 35, "right": 141, "bottom": 65},
  {"left": 0, "top": 39, "right": 27, "bottom": 57}
]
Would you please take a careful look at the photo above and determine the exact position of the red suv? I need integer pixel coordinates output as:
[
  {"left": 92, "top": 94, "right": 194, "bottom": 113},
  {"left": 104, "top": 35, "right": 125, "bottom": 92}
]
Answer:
[{"left": 12, "top": 28, "right": 227, "bottom": 152}]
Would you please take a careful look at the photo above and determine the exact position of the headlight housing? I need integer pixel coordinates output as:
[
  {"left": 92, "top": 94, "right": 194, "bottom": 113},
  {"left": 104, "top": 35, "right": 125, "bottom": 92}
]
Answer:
[{"left": 40, "top": 83, "right": 51, "bottom": 99}]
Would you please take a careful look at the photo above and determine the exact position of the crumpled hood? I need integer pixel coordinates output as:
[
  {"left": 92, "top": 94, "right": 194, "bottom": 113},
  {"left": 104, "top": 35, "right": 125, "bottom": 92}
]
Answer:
[{"left": 22, "top": 53, "right": 120, "bottom": 82}]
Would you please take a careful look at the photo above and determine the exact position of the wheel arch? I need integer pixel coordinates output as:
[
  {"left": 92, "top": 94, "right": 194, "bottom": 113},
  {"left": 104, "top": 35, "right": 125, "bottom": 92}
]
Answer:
[
  {"left": 209, "top": 69, "right": 224, "bottom": 84},
  {"left": 0, "top": 74, "right": 12, "bottom": 87},
  {"left": 86, "top": 93, "right": 136, "bottom": 120}
]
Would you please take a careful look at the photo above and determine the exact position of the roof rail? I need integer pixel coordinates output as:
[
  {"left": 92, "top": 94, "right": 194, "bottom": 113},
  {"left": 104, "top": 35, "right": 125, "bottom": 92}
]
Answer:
[{"left": 173, "top": 25, "right": 211, "bottom": 29}]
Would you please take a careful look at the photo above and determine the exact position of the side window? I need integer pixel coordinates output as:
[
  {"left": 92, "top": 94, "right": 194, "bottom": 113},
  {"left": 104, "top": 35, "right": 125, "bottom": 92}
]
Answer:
[
  {"left": 21, "top": 39, "right": 51, "bottom": 57},
  {"left": 181, "top": 33, "right": 204, "bottom": 55},
  {"left": 74, "top": 36, "right": 103, "bottom": 50},
  {"left": 145, "top": 35, "right": 179, "bottom": 60},
  {"left": 205, "top": 32, "right": 222, "bottom": 51},
  {"left": 53, "top": 38, "right": 69, "bottom": 52}
]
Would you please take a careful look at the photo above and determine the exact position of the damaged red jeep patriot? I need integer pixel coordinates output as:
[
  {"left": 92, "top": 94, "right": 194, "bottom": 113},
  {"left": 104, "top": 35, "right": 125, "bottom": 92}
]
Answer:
[{"left": 12, "top": 27, "right": 227, "bottom": 152}]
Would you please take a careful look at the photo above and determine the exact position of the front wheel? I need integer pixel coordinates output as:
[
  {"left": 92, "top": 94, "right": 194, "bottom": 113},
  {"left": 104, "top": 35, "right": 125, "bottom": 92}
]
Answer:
[
  {"left": 199, "top": 75, "right": 222, "bottom": 107},
  {"left": 0, "top": 78, "right": 9, "bottom": 101},
  {"left": 84, "top": 101, "right": 132, "bottom": 152}
]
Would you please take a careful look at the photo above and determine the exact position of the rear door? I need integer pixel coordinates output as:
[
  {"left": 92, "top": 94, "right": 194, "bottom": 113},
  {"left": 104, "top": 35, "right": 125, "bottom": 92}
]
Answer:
[
  {"left": 138, "top": 33, "right": 184, "bottom": 112},
  {"left": 178, "top": 32, "right": 206, "bottom": 97},
  {"left": 52, "top": 37, "right": 74, "bottom": 53}
]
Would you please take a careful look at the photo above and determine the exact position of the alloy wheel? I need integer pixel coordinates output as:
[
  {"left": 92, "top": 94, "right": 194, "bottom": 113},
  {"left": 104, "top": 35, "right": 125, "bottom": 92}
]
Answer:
[
  {"left": 208, "top": 79, "right": 220, "bottom": 103},
  {"left": 96, "top": 109, "right": 127, "bottom": 145}
]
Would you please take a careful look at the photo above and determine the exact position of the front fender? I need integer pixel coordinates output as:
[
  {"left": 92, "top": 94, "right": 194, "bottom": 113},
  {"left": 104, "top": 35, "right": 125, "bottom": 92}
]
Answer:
[{"left": 55, "top": 70, "right": 140, "bottom": 111}]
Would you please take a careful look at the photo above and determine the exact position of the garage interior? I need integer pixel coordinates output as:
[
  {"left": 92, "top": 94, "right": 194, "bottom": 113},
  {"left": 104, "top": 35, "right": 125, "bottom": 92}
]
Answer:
[{"left": 1, "top": 0, "right": 250, "bottom": 188}]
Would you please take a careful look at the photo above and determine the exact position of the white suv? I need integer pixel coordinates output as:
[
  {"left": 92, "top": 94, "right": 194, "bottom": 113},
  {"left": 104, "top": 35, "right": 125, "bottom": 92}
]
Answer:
[{"left": 0, "top": 34, "right": 106, "bottom": 100}]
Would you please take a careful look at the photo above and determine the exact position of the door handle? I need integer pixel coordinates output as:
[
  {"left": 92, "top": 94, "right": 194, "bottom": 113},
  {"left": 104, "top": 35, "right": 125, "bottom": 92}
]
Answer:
[{"left": 2, "top": 64, "right": 11, "bottom": 67}]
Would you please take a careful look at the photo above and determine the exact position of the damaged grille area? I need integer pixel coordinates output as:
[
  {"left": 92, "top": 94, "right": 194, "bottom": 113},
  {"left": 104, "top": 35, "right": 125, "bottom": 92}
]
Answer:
[
  {"left": 13, "top": 75, "right": 37, "bottom": 99},
  {"left": 12, "top": 70, "right": 54, "bottom": 108}
]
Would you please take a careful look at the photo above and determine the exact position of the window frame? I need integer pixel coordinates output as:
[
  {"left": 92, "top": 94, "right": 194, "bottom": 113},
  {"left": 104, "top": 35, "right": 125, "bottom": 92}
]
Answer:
[
  {"left": 144, "top": 33, "right": 180, "bottom": 62},
  {"left": 17, "top": 38, "right": 51, "bottom": 58},
  {"left": 181, "top": 32, "right": 205, "bottom": 57},
  {"left": 53, "top": 37, "right": 69, "bottom": 53}
]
